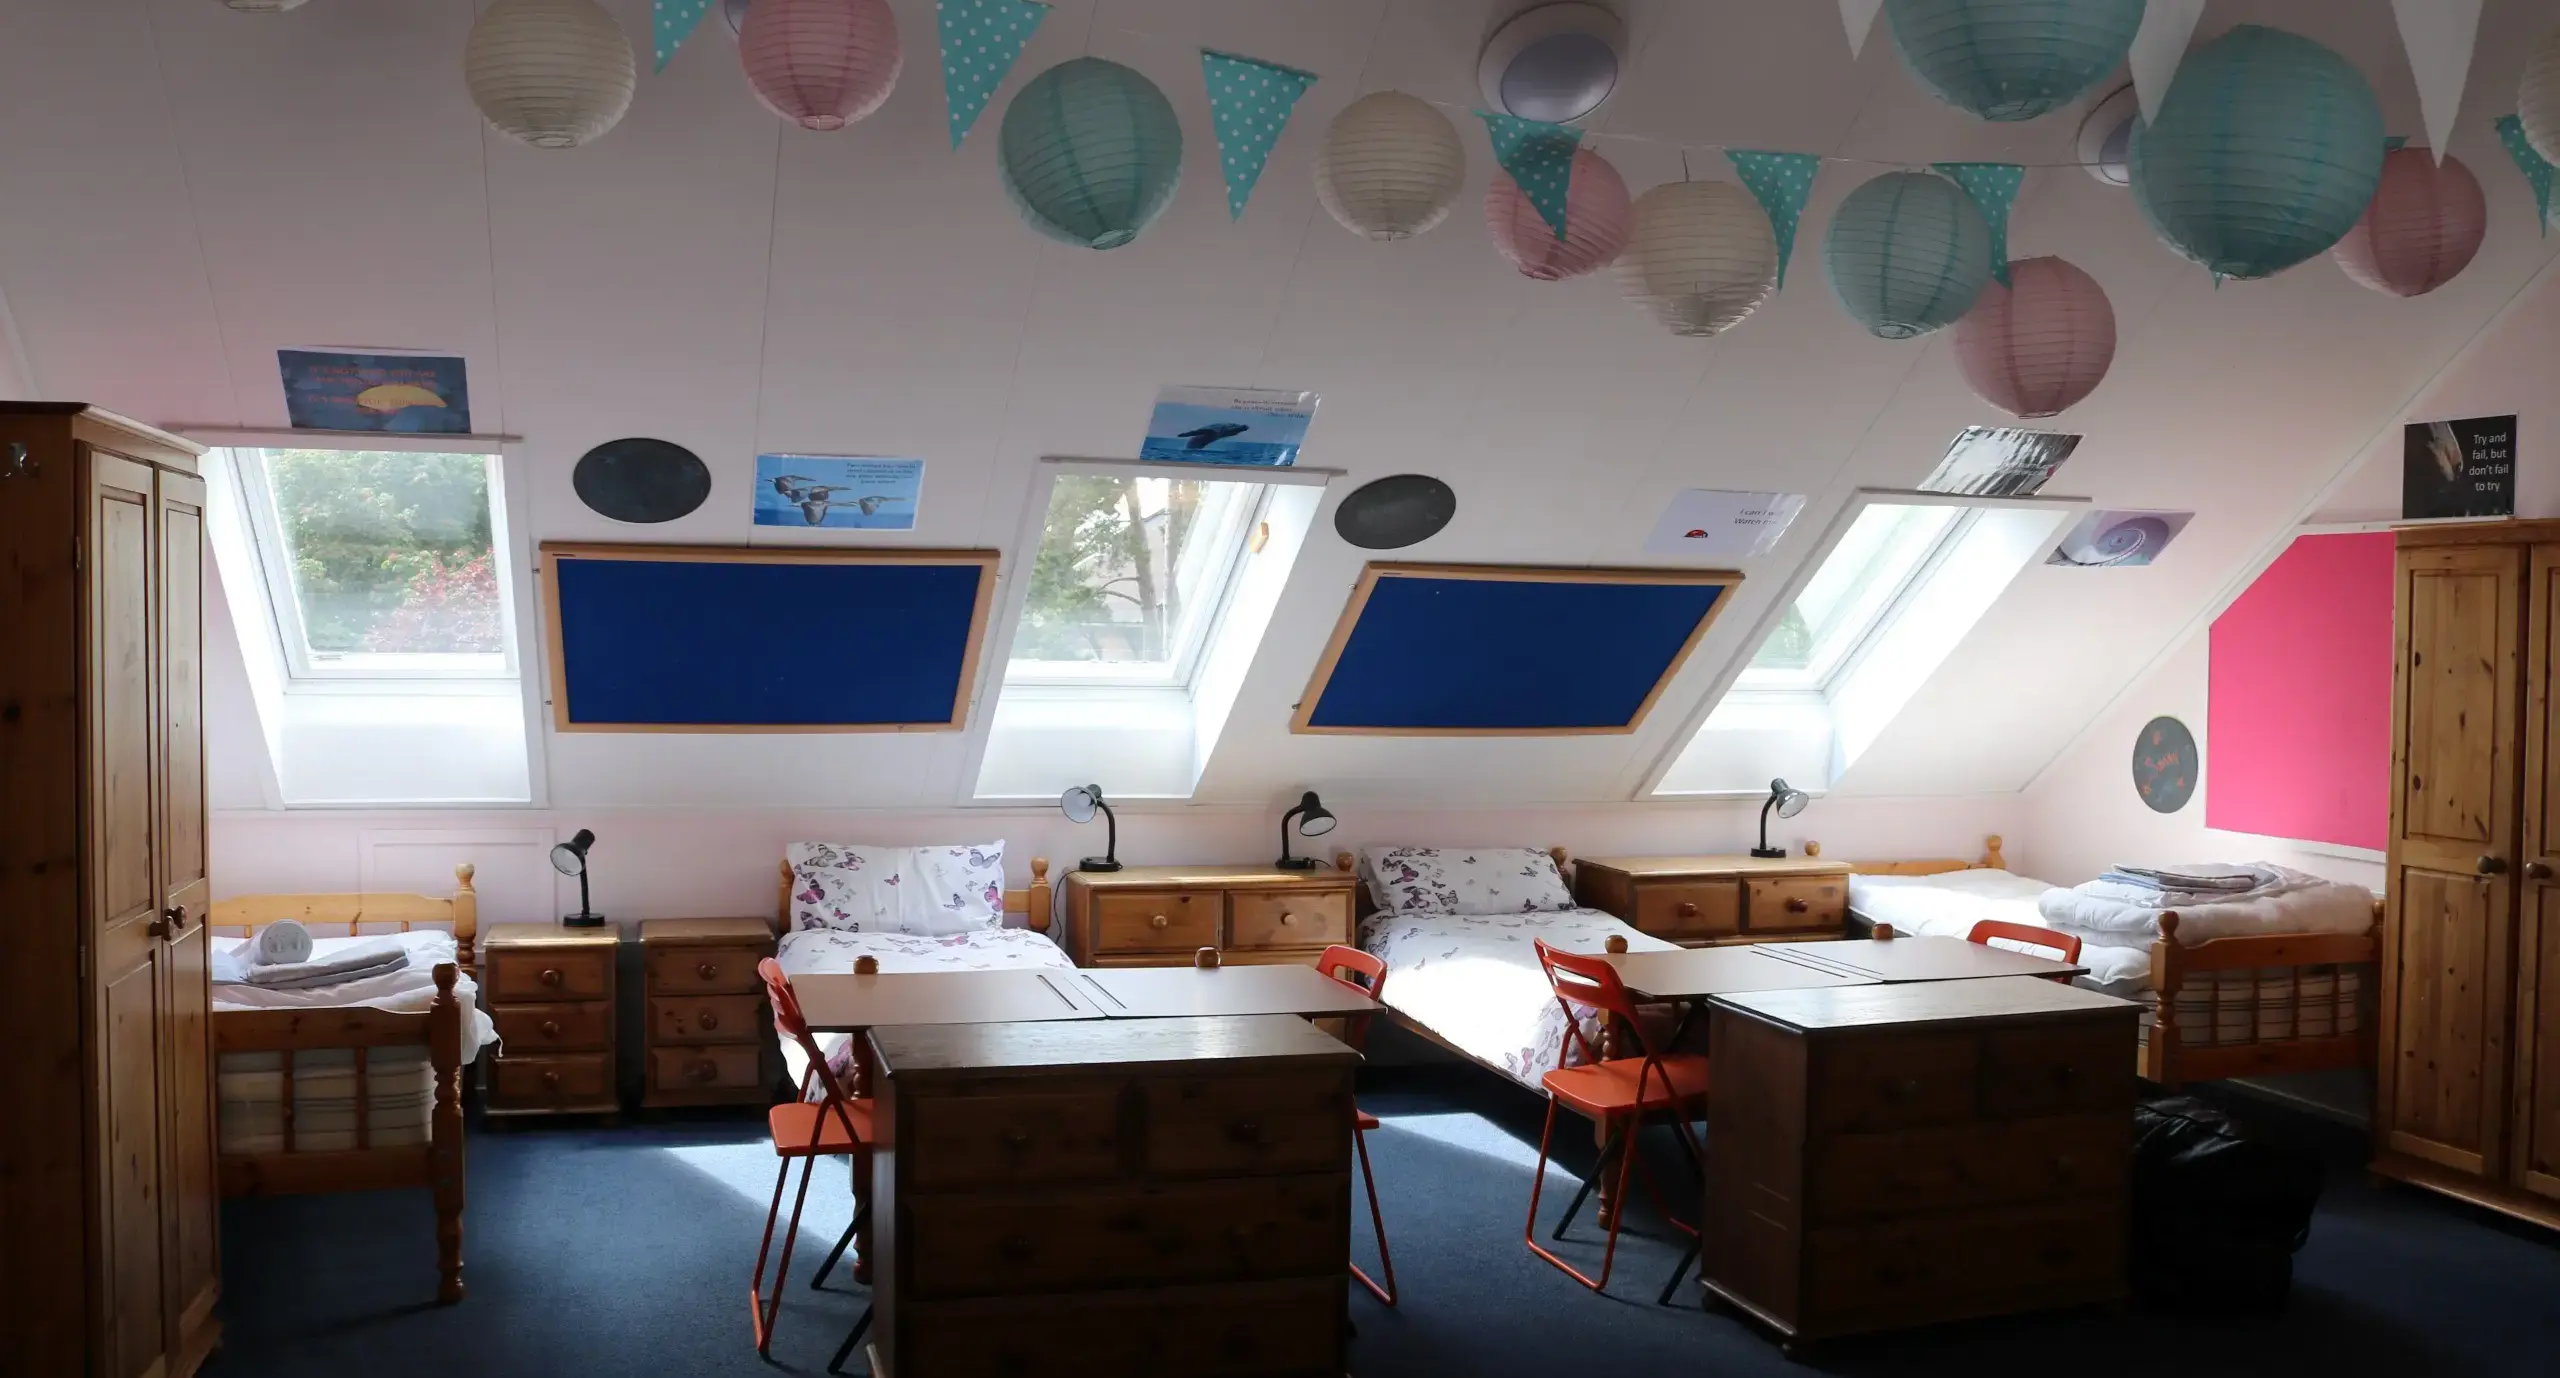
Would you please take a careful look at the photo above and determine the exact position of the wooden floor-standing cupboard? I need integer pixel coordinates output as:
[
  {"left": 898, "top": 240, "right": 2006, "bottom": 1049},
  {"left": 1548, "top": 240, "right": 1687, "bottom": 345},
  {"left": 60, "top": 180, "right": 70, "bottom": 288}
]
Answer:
[
  {"left": 0, "top": 405, "right": 222, "bottom": 1376},
  {"left": 2378, "top": 522, "right": 2560, "bottom": 1231}
]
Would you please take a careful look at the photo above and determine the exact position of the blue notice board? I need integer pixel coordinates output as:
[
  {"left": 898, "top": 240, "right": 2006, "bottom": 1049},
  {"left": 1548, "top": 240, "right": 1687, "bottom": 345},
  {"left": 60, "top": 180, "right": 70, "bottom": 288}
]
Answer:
[
  {"left": 1294, "top": 565, "right": 1737, "bottom": 734},
  {"left": 542, "top": 545, "right": 998, "bottom": 731}
]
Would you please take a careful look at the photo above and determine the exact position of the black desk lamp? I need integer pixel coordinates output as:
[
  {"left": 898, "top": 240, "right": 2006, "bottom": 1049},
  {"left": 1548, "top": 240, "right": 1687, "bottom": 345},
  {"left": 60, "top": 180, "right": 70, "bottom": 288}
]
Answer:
[
  {"left": 1275, "top": 791, "right": 1336, "bottom": 870},
  {"left": 1752, "top": 779, "right": 1810, "bottom": 859},
  {"left": 551, "top": 828, "right": 605, "bottom": 927},
  {"left": 1062, "top": 784, "right": 1121, "bottom": 872}
]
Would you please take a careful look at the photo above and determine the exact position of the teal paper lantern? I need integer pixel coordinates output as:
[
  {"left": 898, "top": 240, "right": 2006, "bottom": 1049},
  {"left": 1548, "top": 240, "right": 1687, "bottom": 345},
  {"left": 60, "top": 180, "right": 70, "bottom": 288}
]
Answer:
[
  {"left": 1824, "top": 171, "right": 1991, "bottom": 340},
  {"left": 999, "top": 58, "right": 1183, "bottom": 250},
  {"left": 2129, "top": 26, "right": 2384, "bottom": 281},
  {"left": 1885, "top": 0, "right": 2145, "bottom": 122}
]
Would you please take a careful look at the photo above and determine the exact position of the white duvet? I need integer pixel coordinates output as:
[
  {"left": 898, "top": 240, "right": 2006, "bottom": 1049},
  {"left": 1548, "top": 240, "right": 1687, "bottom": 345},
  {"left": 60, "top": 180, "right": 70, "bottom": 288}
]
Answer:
[
  {"left": 2039, "top": 866, "right": 2376, "bottom": 947},
  {"left": 1357, "top": 907, "right": 1674, "bottom": 1092},
  {"left": 774, "top": 925, "right": 1074, "bottom": 1090}
]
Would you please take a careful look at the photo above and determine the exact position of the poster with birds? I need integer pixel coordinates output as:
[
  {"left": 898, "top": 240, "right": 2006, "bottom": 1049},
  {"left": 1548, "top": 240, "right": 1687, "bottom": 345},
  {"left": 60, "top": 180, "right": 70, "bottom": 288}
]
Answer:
[
  {"left": 752, "top": 454, "right": 923, "bottom": 530},
  {"left": 277, "top": 348, "right": 471, "bottom": 433}
]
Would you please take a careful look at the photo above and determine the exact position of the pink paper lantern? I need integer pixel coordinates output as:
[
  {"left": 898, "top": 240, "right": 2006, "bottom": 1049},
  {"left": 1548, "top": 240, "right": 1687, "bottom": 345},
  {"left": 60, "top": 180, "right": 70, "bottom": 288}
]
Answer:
[
  {"left": 1485, "top": 146, "right": 1632, "bottom": 281},
  {"left": 740, "top": 0, "right": 902, "bottom": 132},
  {"left": 2332, "top": 148, "right": 2487, "bottom": 298},
  {"left": 1952, "top": 255, "right": 2116, "bottom": 419}
]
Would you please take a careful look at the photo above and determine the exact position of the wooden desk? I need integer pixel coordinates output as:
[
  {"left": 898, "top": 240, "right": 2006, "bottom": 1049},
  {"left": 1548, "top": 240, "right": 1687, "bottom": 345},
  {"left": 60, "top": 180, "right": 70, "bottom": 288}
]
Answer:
[
  {"left": 791, "top": 970, "right": 1101, "bottom": 1032},
  {"left": 1602, "top": 945, "right": 1878, "bottom": 1001},
  {"left": 865, "top": 1016, "right": 1358, "bottom": 1378},
  {"left": 1074, "top": 964, "right": 1380, "bottom": 1020},
  {"left": 1575, "top": 853, "right": 1852, "bottom": 947},
  {"left": 1700, "top": 978, "right": 2137, "bottom": 1352},
  {"left": 1763, "top": 934, "right": 2086, "bottom": 984}
]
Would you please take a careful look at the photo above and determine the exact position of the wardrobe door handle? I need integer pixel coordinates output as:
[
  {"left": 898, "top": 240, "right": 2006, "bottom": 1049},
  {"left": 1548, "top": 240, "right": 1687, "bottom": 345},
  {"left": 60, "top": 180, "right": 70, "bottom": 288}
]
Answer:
[
  {"left": 2478, "top": 855, "right": 2508, "bottom": 876},
  {"left": 2527, "top": 860, "right": 2555, "bottom": 881}
]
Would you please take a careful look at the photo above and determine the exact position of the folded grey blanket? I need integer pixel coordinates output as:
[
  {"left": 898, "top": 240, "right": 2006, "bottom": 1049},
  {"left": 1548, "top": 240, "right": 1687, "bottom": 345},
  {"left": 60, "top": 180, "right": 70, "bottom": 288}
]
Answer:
[
  {"left": 226, "top": 937, "right": 414, "bottom": 990},
  {"left": 2098, "top": 864, "right": 2266, "bottom": 894}
]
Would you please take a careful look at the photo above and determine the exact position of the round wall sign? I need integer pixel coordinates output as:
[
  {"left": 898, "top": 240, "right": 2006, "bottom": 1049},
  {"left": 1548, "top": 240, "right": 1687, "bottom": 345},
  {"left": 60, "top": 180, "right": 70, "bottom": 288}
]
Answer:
[
  {"left": 1333, "top": 474, "right": 1456, "bottom": 550},
  {"left": 2132, "top": 715, "right": 2198, "bottom": 814},
  {"left": 573, "top": 438, "right": 711, "bottom": 524}
]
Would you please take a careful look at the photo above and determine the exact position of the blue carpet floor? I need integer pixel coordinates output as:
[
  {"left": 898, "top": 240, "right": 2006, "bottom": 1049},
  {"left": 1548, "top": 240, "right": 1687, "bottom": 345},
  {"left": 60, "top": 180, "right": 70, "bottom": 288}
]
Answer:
[{"left": 206, "top": 1069, "right": 2560, "bottom": 1377}]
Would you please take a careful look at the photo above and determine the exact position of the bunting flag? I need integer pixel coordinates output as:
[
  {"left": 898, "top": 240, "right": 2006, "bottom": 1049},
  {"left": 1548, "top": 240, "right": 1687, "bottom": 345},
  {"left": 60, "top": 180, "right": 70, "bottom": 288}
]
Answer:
[
  {"left": 1935, "top": 163, "right": 2027, "bottom": 285},
  {"left": 1201, "top": 51, "right": 1318, "bottom": 220},
  {"left": 2129, "top": 0, "right": 2207, "bottom": 122},
  {"left": 938, "top": 0, "right": 1052, "bottom": 149},
  {"left": 653, "top": 0, "right": 716, "bottom": 73},
  {"left": 1839, "top": 0, "right": 1885, "bottom": 59},
  {"left": 2386, "top": 135, "right": 2410, "bottom": 152},
  {"left": 1477, "top": 111, "right": 1583, "bottom": 238},
  {"left": 2499, "top": 115, "right": 2556, "bottom": 234},
  {"left": 1726, "top": 149, "right": 1822, "bottom": 288},
  {"left": 2391, "top": 0, "right": 2483, "bottom": 165}
]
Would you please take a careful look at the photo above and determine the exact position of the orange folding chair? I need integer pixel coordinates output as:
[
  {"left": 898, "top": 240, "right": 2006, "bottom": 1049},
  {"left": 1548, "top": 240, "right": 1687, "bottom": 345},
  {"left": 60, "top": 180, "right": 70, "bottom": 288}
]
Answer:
[
  {"left": 1526, "top": 940, "right": 1711, "bottom": 1305},
  {"left": 1317, "top": 944, "right": 1398, "bottom": 1307},
  {"left": 1967, "top": 919, "right": 2084, "bottom": 979},
  {"left": 752, "top": 958, "right": 874, "bottom": 1366}
]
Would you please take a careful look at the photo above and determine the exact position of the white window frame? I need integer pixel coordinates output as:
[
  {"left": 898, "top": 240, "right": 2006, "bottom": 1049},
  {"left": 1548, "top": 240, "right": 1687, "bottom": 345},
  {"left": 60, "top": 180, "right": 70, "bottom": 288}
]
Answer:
[
  {"left": 220, "top": 439, "right": 521, "bottom": 686},
  {"left": 1738, "top": 504, "right": 1983, "bottom": 696},
  {"left": 1001, "top": 460, "right": 1280, "bottom": 692}
]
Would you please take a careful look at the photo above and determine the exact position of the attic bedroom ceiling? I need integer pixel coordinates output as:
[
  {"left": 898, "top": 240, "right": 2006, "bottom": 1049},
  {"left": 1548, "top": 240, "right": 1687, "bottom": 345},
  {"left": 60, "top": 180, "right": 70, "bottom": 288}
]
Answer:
[{"left": 2, "top": 0, "right": 2553, "bottom": 813}]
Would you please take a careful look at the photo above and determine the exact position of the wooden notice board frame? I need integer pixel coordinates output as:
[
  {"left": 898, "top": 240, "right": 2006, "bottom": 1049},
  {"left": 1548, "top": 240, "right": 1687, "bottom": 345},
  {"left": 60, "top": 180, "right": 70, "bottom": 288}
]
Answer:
[
  {"left": 539, "top": 542, "right": 1000, "bottom": 734},
  {"left": 1291, "top": 562, "right": 1740, "bottom": 736}
]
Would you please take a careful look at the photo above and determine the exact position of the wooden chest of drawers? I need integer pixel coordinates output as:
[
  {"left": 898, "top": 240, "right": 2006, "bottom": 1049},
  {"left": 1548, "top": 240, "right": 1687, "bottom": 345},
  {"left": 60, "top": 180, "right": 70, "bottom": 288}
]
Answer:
[
  {"left": 480, "top": 924, "right": 621, "bottom": 1117},
  {"left": 1701, "top": 978, "right": 2138, "bottom": 1351},
  {"left": 1575, "top": 854, "right": 1852, "bottom": 947},
  {"left": 1063, "top": 864, "right": 1360, "bottom": 968},
  {"left": 865, "top": 1015, "right": 1358, "bottom": 1378},
  {"left": 640, "top": 917, "right": 776, "bottom": 1109}
]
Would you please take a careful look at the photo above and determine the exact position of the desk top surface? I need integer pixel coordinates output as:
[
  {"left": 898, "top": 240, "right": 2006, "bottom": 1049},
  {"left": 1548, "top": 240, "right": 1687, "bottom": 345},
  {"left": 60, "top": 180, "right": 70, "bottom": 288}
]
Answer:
[
  {"left": 1072, "top": 964, "right": 1380, "bottom": 1020},
  {"left": 1601, "top": 945, "right": 1876, "bottom": 1000},
  {"left": 1764, "top": 935, "right": 2087, "bottom": 983},
  {"left": 870, "top": 1013, "right": 1355, "bottom": 1079},
  {"left": 1712, "top": 976, "right": 2137, "bottom": 1032},
  {"left": 791, "top": 969, "right": 1101, "bottom": 1031}
]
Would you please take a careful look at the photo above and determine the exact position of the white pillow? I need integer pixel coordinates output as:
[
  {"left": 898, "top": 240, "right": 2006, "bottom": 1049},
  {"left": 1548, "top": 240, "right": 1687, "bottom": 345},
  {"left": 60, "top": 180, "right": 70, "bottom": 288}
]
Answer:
[
  {"left": 786, "top": 842, "right": 1007, "bottom": 936},
  {"left": 1359, "top": 846, "right": 1574, "bottom": 917}
]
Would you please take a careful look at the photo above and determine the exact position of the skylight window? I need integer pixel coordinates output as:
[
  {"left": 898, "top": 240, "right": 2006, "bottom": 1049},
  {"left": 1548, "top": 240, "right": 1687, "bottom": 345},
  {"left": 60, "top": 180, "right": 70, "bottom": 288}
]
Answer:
[
  {"left": 228, "top": 447, "right": 518, "bottom": 681},
  {"left": 1005, "top": 472, "right": 1268, "bottom": 689},
  {"left": 1743, "top": 502, "right": 1967, "bottom": 690}
]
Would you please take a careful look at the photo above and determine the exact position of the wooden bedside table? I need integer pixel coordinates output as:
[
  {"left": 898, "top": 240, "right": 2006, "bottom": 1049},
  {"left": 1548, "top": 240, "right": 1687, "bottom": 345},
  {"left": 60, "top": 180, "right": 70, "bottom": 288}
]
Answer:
[
  {"left": 1573, "top": 851, "right": 1851, "bottom": 948},
  {"left": 641, "top": 917, "right": 777, "bottom": 1109},
  {"left": 1062, "top": 862, "right": 1360, "bottom": 968},
  {"left": 481, "top": 923, "right": 621, "bottom": 1117}
]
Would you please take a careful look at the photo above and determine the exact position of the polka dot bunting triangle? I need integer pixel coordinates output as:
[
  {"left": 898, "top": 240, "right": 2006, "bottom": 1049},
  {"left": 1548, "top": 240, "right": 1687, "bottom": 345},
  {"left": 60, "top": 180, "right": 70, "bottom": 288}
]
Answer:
[
  {"left": 1724, "top": 149, "right": 1822, "bottom": 288},
  {"left": 2498, "top": 115, "right": 2556, "bottom": 233},
  {"left": 1932, "top": 162, "right": 2026, "bottom": 285},
  {"left": 1476, "top": 110, "right": 1582, "bottom": 239},
  {"left": 939, "top": 0, "right": 1052, "bottom": 149},
  {"left": 1201, "top": 50, "right": 1319, "bottom": 221},
  {"left": 653, "top": 0, "right": 715, "bottom": 73}
]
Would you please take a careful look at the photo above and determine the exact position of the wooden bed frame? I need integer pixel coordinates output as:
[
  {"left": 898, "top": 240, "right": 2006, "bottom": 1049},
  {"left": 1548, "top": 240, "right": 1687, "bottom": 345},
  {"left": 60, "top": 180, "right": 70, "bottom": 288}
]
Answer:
[
  {"left": 773, "top": 856, "right": 1053, "bottom": 935},
  {"left": 1842, "top": 836, "right": 2383, "bottom": 1089},
  {"left": 204, "top": 864, "right": 478, "bottom": 1304}
]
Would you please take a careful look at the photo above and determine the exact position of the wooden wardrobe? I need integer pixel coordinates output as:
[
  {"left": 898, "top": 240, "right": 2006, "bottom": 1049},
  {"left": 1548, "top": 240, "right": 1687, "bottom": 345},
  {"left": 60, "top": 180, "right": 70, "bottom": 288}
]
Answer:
[
  {"left": 0, "top": 405, "right": 222, "bottom": 1376},
  {"left": 2379, "top": 521, "right": 2560, "bottom": 1231}
]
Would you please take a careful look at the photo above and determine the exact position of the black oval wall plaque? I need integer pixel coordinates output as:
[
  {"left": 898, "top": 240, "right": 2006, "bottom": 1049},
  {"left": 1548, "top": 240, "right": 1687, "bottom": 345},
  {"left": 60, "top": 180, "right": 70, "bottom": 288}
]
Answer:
[
  {"left": 1334, "top": 474, "right": 1456, "bottom": 550},
  {"left": 573, "top": 438, "right": 711, "bottom": 524}
]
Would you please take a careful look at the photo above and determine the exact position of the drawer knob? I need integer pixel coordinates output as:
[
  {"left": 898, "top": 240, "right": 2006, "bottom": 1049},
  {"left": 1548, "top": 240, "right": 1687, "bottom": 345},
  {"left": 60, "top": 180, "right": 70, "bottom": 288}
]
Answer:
[
  {"left": 1887, "top": 1077, "right": 1923, "bottom": 1101},
  {"left": 540, "top": 1020, "right": 561, "bottom": 1038},
  {"left": 1150, "top": 914, "right": 1170, "bottom": 929},
  {"left": 540, "top": 1070, "right": 561, "bottom": 1087},
  {"left": 697, "top": 961, "right": 720, "bottom": 980},
  {"left": 1785, "top": 897, "right": 1811, "bottom": 914},
  {"left": 1676, "top": 901, "right": 1698, "bottom": 919},
  {"left": 1280, "top": 912, "right": 1298, "bottom": 926},
  {"left": 2054, "top": 1154, "right": 2077, "bottom": 1174},
  {"left": 688, "top": 1059, "right": 719, "bottom": 1084},
  {"left": 1003, "top": 1128, "right": 1031, "bottom": 1150},
  {"left": 1227, "top": 1119, "right": 1264, "bottom": 1146},
  {"left": 540, "top": 968, "right": 564, "bottom": 987},
  {"left": 998, "top": 1235, "right": 1034, "bottom": 1263},
  {"left": 698, "top": 1012, "right": 721, "bottom": 1031}
]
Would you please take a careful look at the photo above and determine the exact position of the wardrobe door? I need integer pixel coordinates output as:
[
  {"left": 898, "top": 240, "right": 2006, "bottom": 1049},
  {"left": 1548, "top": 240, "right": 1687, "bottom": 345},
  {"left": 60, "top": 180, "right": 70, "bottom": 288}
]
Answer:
[
  {"left": 157, "top": 468, "right": 221, "bottom": 1354},
  {"left": 2514, "top": 546, "right": 2560, "bottom": 1204},
  {"left": 89, "top": 449, "right": 170, "bottom": 1378}
]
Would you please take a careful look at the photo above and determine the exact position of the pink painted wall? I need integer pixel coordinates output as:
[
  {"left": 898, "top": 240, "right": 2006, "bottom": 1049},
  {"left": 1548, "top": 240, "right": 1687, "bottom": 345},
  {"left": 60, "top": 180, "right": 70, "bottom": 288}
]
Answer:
[{"left": 2205, "top": 532, "right": 2396, "bottom": 851}]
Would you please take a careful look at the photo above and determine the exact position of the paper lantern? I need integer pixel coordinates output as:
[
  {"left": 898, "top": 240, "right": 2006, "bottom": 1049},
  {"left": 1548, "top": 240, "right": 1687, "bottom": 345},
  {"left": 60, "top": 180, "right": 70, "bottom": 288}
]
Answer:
[
  {"left": 2129, "top": 25, "right": 2384, "bottom": 281},
  {"left": 740, "top": 0, "right": 901, "bottom": 131},
  {"left": 1485, "top": 145, "right": 1631, "bottom": 281},
  {"left": 222, "top": 0, "right": 309, "bottom": 11},
  {"left": 1315, "top": 92, "right": 1466, "bottom": 241},
  {"left": 464, "top": 0, "right": 636, "bottom": 150},
  {"left": 2332, "top": 149, "right": 2487, "bottom": 298},
  {"left": 1824, "top": 171, "right": 1990, "bottom": 339},
  {"left": 1952, "top": 256, "right": 2115, "bottom": 418},
  {"left": 2523, "top": 26, "right": 2560, "bottom": 164},
  {"left": 1615, "top": 181, "right": 1778, "bottom": 336},
  {"left": 1884, "top": 0, "right": 2145, "bottom": 122},
  {"left": 999, "top": 59, "right": 1183, "bottom": 250}
]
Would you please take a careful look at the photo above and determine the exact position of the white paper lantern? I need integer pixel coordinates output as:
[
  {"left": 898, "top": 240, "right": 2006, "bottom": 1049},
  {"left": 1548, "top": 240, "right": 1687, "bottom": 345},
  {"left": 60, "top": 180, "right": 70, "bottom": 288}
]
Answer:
[
  {"left": 2524, "top": 26, "right": 2560, "bottom": 164},
  {"left": 1315, "top": 92, "right": 1466, "bottom": 241},
  {"left": 222, "top": 0, "right": 310, "bottom": 11},
  {"left": 465, "top": 0, "right": 637, "bottom": 151},
  {"left": 1615, "top": 181, "right": 1778, "bottom": 337}
]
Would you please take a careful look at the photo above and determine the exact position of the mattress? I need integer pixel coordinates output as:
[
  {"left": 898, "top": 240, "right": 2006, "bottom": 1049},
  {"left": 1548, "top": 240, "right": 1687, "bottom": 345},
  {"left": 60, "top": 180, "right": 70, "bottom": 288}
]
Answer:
[
  {"left": 774, "top": 926, "right": 1075, "bottom": 1090},
  {"left": 1357, "top": 907, "right": 1675, "bottom": 1093},
  {"left": 212, "top": 930, "right": 497, "bottom": 1157}
]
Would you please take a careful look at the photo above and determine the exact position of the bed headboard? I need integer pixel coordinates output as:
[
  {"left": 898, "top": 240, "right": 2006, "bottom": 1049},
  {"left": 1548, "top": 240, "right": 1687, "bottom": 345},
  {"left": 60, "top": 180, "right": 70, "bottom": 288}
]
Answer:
[
  {"left": 1346, "top": 846, "right": 1572, "bottom": 922},
  {"left": 1842, "top": 835, "right": 2006, "bottom": 876},
  {"left": 205, "top": 863, "right": 480, "bottom": 972},
  {"left": 775, "top": 856, "right": 1053, "bottom": 935}
]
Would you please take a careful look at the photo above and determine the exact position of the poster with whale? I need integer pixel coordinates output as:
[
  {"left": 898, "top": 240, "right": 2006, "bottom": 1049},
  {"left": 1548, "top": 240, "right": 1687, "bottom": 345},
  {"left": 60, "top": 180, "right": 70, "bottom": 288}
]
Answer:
[{"left": 1140, "top": 385, "right": 1316, "bottom": 466}]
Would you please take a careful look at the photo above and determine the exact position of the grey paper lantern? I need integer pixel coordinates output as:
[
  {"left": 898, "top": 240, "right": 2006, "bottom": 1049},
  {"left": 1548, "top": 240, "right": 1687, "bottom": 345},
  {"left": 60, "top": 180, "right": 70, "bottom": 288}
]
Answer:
[
  {"left": 1315, "top": 92, "right": 1467, "bottom": 241},
  {"left": 465, "top": 0, "right": 638, "bottom": 151},
  {"left": 1824, "top": 170, "right": 1990, "bottom": 340},
  {"left": 2523, "top": 26, "right": 2560, "bottom": 164},
  {"left": 1616, "top": 181, "right": 1778, "bottom": 337}
]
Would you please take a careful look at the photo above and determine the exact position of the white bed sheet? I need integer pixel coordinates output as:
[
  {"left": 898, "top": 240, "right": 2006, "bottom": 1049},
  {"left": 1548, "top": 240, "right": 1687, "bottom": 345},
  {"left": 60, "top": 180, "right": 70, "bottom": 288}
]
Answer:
[
  {"left": 1357, "top": 907, "right": 1675, "bottom": 1093},
  {"left": 1849, "top": 870, "right": 2155, "bottom": 995},
  {"left": 774, "top": 926, "right": 1074, "bottom": 1089}
]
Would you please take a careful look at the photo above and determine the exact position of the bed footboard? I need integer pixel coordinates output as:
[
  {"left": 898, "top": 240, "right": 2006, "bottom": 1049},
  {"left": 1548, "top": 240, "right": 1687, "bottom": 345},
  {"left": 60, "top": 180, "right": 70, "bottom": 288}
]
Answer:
[
  {"left": 2143, "top": 907, "right": 2382, "bottom": 1090},
  {"left": 213, "top": 963, "right": 468, "bottom": 1304}
]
